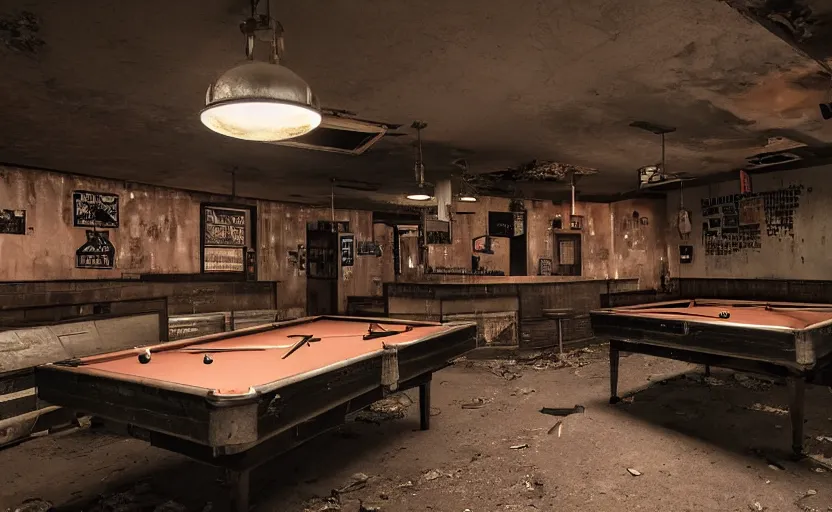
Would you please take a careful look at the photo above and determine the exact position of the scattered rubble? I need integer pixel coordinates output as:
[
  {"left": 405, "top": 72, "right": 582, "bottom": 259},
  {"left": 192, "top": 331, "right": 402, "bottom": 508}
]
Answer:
[
  {"left": 547, "top": 420, "right": 563, "bottom": 437},
  {"left": 748, "top": 403, "right": 789, "bottom": 416},
  {"left": 733, "top": 373, "right": 774, "bottom": 391},
  {"left": 10, "top": 499, "right": 53, "bottom": 512},
  {"left": 509, "top": 444, "right": 529, "bottom": 450},
  {"left": 461, "top": 397, "right": 489, "bottom": 410},
  {"left": 627, "top": 468, "right": 642, "bottom": 477},
  {"left": 336, "top": 473, "right": 370, "bottom": 494},
  {"left": 355, "top": 395, "right": 412, "bottom": 424},
  {"left": 302, "top": 495, "right": 341, "bottom": 512}
]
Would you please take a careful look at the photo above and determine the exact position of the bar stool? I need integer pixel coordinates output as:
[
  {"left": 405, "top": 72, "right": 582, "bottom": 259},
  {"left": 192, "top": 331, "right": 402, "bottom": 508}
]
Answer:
[{"left": 542, "top": 308, "right": 574, "bottom": 357}]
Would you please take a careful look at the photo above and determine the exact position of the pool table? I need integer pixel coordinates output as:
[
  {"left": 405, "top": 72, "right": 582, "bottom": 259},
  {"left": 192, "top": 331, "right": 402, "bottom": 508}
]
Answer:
[
  {"left": 590, "top": 299, "right": 832, "bottom": 456},
  {"left": 36, "top": 315, "right": 477, "bottom": 511}
]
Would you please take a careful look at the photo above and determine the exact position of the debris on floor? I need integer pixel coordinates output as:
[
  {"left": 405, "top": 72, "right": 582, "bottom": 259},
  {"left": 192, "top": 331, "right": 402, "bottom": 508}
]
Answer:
[
  {"left": 9, "top": 499, "right": 53, "bottom": 512},
  {"left": 539, "top": 405, "right": 585, "bottom": 417},
  {"left": 733, "top": 373, "right": 774, "bottom": 391},
  {"left": 153, "top": 501, "right": 188, "bottom": 512},
  {"left": 85, "top": 481, "right": 174, "bottom": 512},
  {"left": 335, "top": 473, "right": 371, "bottom": 494},
  {"left": 627, "top": 468, "right": 642, "bottom": 477},
  {"left": 547, "top": 420, "right": 563, "bottom": 436},
  {"left": 509, "top": 443, "right": 529, "bottom": 450},
  {"left": 302, "top": 494, "right": 341, "bottom": 512},
  {"left": 749, "top": 501, "right": 763, "bottom": 511},
  {"left": 461, "top": 397, "right": 489, "bottom": 409},
  {"left": 422, "top": 469, "right": 452, "bottom": 481},
  {"left": 747, "top": 403, "right": 789, "bottom": 415},
  {"left": 354, "top": 395, "right": 413, "bottom": 424}
]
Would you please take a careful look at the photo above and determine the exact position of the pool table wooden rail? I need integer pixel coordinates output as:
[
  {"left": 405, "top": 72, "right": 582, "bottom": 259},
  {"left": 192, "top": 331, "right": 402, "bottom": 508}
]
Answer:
[
  {"left": 592, "top": 301, "right": 832, "bottom": 369},
  {"left": 36, "top": 316, "right": 477, "bottom": 453}
]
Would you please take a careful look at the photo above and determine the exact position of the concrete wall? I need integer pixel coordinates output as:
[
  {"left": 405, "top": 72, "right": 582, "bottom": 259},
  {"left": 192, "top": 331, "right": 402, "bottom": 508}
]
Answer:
[
  {"left": 0, "top": 166, "right": 381, "bottom": 316},
  {"left": 665, "top": 166, "right": 830, "bottom": 280}
]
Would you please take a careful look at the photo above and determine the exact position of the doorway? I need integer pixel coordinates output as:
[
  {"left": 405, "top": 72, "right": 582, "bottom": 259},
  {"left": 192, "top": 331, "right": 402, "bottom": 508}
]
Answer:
[
  {"left": 555, "top": 234, "right": 582, "bottom": 276},
  {"left": 306, "top": 224, "right": 339, "bottom": 315}
]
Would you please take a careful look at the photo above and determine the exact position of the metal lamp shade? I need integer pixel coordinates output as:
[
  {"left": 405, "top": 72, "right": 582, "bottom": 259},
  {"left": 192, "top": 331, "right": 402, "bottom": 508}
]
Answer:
[{"left": 201, "top": 61, "right": 322, "bottom": 142}]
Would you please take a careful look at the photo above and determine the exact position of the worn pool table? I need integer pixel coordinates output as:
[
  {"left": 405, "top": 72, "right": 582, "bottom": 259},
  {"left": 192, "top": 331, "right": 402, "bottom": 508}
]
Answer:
[
  {"left": 36, "top": 315, "right": 476, "bottom": 511},
  {"left": 591, "top": 299, "right": 832, "bottom": 456}
]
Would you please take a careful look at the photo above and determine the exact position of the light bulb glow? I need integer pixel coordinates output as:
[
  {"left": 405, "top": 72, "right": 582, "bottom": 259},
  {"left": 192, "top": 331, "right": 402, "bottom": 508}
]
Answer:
[
  {"left": 458, "top": 195, "right": 477, "bottom": 202},
  {"left": 407, "top": 193, "right": 432, "bottom": 201},
  {"left": 200, "top": 100, "right": 322, "bottom": 142}
]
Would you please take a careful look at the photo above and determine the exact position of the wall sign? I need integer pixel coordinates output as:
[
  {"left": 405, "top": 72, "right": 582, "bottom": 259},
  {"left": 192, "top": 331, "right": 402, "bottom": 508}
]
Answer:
[
  {"left": 73, "top": 191, "right": 119, "bottom": 228},
  {"left": 76, "top": 230, "right": 115, "bottom": 269},
  {"left": 473, "top": 235, "right": 493, "bottom": 254},
  {"left": 488, "top": 211, "right": 515, "bottom": 237},
  {"left": 0, "top": 209, "right": 25, "bottom": 235},
  {"left": 700, "top": 186, "right": 801, "bottom": 256},
  {"left": 538, "top": 258, "right": 553, "bottom": 276},
  {"left": 203, "top": 206, "right": 247, "bottom": 247},
  {"left": 357, "top": 241, "right": 382, "bottom": 256},
  {"left": 201, "top": 203, "right": 254, "bottom": 274},
  {"left": 340, "top": 234, "right": 355, "bottom": 267},
  {"left": 425, "top": 219, "right": 452, "bottom": 244},
  {"left": 680, "top": 245, "right": 693, "bottom": 264},
  {"left": 204, "top": 246, "right": 245, "bottom": 272}
]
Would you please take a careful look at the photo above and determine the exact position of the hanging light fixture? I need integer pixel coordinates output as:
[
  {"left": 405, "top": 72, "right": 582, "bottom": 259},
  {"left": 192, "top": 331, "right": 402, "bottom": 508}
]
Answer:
[
  {"left": 406, "top": 121, "right": 433, "bottom": 201},
  {"left": 453, "top": 159, "right": 478, "bottom": 202},
  {"left": 200, "top": 0, "right": 322, "bottom": 142}
]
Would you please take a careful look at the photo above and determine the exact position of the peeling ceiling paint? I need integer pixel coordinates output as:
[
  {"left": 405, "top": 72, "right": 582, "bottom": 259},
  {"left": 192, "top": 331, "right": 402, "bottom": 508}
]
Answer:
[{"left": 0, "top": 0, "right": 830, "bottom": 208}]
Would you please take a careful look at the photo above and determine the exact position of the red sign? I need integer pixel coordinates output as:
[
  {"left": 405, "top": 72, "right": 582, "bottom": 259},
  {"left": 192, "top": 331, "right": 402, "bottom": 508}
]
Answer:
[{"left": 740, "top": 170, "right": 752, "bottom": 193}]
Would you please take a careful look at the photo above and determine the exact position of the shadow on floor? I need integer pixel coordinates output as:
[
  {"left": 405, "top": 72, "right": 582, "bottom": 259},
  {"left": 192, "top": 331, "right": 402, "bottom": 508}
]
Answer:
[
  {"left": 55, "top": 413, "right": 424, "bottom": 512},
  {"left": 593, "top": 368, "right": 832, "bottom": 465}
]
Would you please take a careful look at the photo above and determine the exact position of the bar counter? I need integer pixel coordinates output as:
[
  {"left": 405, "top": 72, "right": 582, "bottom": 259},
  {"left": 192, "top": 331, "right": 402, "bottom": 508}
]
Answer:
[{"left": 384, "top": 277, "right": 640, "bottom": 349}]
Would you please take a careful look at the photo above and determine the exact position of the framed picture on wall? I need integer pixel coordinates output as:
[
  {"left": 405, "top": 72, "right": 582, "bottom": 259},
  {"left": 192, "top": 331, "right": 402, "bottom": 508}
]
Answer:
[{"left": 200, "top": 202, "right": 257, "bottom": 274}]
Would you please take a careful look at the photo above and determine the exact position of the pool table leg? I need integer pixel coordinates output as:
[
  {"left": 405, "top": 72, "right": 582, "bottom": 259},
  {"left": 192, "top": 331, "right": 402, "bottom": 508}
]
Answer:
[
  {"left": 609, "top": 342, "right": 621, "bottom": 404},
  {"left": 787, "top": 377, "right": 806, "bottom": 458},
  {"left": 228, "top": 468, "right": 251, "bottom": 512},
  {"left": 419, "top": 379, "right": 431, "bottom": 431}
]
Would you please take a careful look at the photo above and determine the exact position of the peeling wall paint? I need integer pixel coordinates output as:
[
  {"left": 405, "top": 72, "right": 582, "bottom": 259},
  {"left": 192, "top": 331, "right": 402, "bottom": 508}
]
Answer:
[
  {"left": 666, "top": 166, "right": 832, "bottom": 280},
  {"left": 609, "top": 198, "right": 667, "bottom": 290},
  {"left": 0, "top": 166, "right": 380, "bottom": 314}
]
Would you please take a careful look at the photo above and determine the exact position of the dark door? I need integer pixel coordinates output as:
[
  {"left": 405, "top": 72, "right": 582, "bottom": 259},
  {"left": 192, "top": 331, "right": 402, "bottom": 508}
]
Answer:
[
  {"left": 555, "top": 234, "right": 582, "bottom": 276},
  {"left": 509, "top": 214, "right": 527, "bottom": 276},
  {"left": 306, "top": 226, "right": 339, "bottom": 315}
]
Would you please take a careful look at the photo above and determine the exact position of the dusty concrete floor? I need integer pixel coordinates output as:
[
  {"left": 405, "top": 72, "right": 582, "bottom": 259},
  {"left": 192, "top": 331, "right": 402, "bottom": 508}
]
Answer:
[{"left": 2, "top": 345, "right": 832, "bottom": 512}]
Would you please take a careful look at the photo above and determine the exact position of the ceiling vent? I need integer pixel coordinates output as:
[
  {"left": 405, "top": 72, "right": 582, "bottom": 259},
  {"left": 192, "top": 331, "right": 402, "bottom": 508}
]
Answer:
[
  {"left": 268, "top": 115, "right": 390, "bottom": 155},
  {"left": 745, "top": 151, "right": 802, "bottom": 169}
]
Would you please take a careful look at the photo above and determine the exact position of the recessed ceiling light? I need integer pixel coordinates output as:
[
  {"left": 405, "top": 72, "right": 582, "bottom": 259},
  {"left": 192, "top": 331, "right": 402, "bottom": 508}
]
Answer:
[
  {"left": 407, "top": 193, "right": 432, "bottom": 201},
  {"left": 458, "top": 195, "right": 477, "bottom": 202}
]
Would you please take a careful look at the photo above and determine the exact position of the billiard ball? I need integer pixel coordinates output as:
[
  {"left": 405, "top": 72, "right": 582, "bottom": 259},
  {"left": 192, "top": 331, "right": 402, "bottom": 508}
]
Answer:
[
  {"left": 138, "top": 349, "right": 151, "bottom": 364},
  {"left": 203, "top": 354, "right": 213, "bottom": 365}
]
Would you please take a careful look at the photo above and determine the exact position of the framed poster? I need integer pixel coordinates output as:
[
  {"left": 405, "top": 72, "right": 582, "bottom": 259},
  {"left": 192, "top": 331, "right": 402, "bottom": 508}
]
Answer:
[
  {"left": 538, "top": 258, "right": 553, "bottom": 276},
  {"left": 200, "top": 203, "right": 255, "bottom": 274},
  {"left": 0, "top": 209, "right": 26, "bottom": 235},
  {"left": 425, "top": 218, "right": 451, "bottom": 244},
  {"left": 73, "top": 191, "right": 119, "bottom": 228},
  {"left": 76, "top": 230, "right": 115, "bottom": 269},
  {"left": 488, "top": 211, "right": 514, "bottom": 237},
  {"left": 204, "top": 246, "right": 245, "bottom": 272},
  {"left": 340, "top": 234, "right": 355, "bottom": 267}
]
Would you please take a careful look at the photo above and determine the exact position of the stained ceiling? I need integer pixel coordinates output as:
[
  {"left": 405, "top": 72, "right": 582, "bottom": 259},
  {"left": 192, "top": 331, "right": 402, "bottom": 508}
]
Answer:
[{"left": 1, "top": 0, "right": 831, "bottom": 209}]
